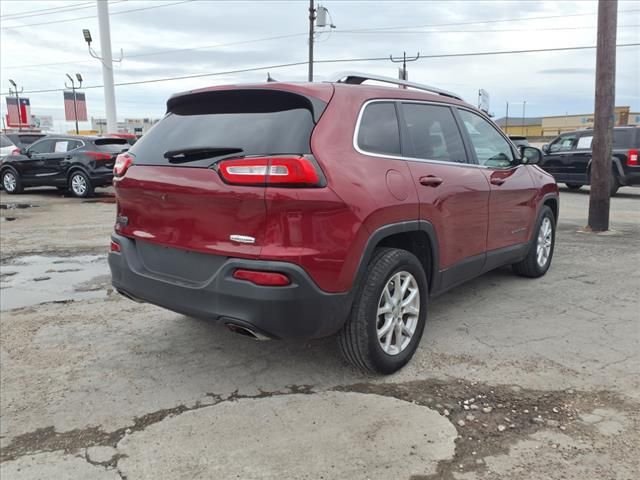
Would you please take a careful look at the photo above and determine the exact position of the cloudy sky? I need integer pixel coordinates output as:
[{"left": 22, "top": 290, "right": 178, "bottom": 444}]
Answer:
[{"left": 1, "top": 0, "right": 638, "bottom": 132}]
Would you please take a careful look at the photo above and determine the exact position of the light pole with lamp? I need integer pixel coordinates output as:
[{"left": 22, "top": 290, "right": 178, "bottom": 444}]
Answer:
[
  {"left": 65, "top": 73, "right": 83, "bottom": 134},
  {"left": 8, "top": 79, "right": 23, "bottom": 131}
]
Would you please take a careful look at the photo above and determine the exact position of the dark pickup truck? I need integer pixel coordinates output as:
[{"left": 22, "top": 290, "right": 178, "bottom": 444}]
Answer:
[{"left": 539, "top": 126, "right": 639, "bottom": 195}]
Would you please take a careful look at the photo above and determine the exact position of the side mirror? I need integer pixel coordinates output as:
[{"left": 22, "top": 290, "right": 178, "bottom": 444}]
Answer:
[
  {"left": 541, "top": 144, "right": 549, "bottom": 154},
  {"left": 520, "top": 146, "right": 542, "bottom": 165}
]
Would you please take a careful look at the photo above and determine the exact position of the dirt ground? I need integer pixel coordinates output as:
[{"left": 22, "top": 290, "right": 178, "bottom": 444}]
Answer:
[{"left": 1, "top": 184, "right": 638, "bottom": 479}]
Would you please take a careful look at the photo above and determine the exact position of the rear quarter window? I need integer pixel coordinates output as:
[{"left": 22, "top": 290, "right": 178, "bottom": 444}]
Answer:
[
  {"left": 613, "top": 129, "right": 638, "bottom": 149},
  {"left": 356, "top": 102, "right": 401, "bottom": 156}
]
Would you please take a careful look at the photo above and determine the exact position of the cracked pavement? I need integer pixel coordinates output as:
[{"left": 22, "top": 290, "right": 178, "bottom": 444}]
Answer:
[{"left": 1, "top": 186, "right": 639, "bottom": 479}]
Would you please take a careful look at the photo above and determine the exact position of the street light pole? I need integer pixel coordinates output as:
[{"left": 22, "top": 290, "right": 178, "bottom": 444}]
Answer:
[
  {"left": 65, "top": 74, "right": 82, "bottom": 134},
  {"left": 522, "top": 100, "right": 526, "bottom": 136},
  {"left": 308, "top": 0, "right": 315, "bottom": 82},
  {"left": 8, "top": 79, "right": 23, "bottom": 132}
]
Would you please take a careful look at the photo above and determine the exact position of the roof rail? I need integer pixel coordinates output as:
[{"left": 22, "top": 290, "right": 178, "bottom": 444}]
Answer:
[{"left": 329, "top": 71, "right": 463, "bottom": 101}]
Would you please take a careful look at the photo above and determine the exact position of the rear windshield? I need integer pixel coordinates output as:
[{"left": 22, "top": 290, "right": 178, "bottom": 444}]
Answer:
[
  {"left": 613, "top": 128, "right": 638, "bottom": 149},
  {"left": 93, "top": 138, "right": 129, "bottom": 153},
  {"left": 18, "top": 134, "right": 46, "bottom": 145},
  {"left": 129, "top": 89, "right": 320, "bottom": 167}
]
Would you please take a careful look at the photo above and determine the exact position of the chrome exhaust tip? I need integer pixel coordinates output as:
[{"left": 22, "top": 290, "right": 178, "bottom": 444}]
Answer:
[{"left": 225, "top": 323, "right": 271, "bottom": 341}]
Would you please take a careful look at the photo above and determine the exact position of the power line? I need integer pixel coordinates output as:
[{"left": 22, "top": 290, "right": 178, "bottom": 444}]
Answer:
[
  {"left": 3, "top": 43, "right": 638, "bottom": 96},
  {"left": 0, "top": 2, "right": 94, "bottom": 19},
  {"left": 333, "top": 24, "right": 640, "bottom": 35},
  {"left": 2, "top": 33, "right": 309, "bottom": 70},
  {"left": 338, "top": 9, "right": 640, "bottom": 33},
  {"left": 0, "top": 0, "right": 194, "bottom": 29},
  {"left": 6, "top": 19, "right": 640, "bottom": 71},
  {"left": 0, "top": 1, "right": 126, "bottom": 20}
]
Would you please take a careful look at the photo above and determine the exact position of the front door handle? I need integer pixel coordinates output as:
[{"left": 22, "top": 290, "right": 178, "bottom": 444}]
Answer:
[
  {"left": 490, "top": 177, "right": 505, "bottom": 186},
  {"left": 419, "top": 176, "right": 443, "bottom": 187}
]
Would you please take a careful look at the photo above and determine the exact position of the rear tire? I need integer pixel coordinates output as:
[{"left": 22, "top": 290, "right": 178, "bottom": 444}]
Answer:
[
  {"left": 68, "top": 171, "right": 93, "bottom": 198},
  {"left": 2, "top": 169, "right": 23, "bottom": 194},
  {"left": 565, "top": 183, "right": 583, "bottom": 190},
  {"left": 610, "top": 174, "right": 620, "bottom": 197},
  {"left": 338, "top": 248, "right": 428, "bottom": 374},
  {"left": 512, "top": 206, "right": 555, "bottom": 278}
]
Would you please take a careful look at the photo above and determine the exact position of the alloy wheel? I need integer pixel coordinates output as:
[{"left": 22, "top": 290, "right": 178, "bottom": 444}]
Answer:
[
  {"left": 71, "top": 174, "right": 87, "bottom": 196},
  {"left": 536, "top": 217, "right": 553, "bottom": 268},
  {"left": 376, "top": 271, "right": 420, "bottom": 356},
  {"left": 3, "top": 172, "right": 17, "bottom": 192}
]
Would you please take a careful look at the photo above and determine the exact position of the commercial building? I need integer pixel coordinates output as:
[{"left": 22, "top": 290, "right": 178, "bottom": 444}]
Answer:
[
  {"left": 494, "top": 117, "right": 543, "bottom": 137},
  {"left": 91, "top": 117, "right": 159, "bottom": 135},
  {"left": 540, "top": 106, "right": 638, "bottom": 136}
]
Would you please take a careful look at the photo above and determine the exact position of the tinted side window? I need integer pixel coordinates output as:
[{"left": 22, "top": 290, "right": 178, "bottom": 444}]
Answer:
[
  {"left": 458, "top": 110, "right": 514, "bottom": 167},
  {"left": 613, "top": 129, "right": 638, "bottom": 148},
  {"left": 549, "top": 134, "right": 578, "bottom": 153},
  {"left": 401, "top": 103, "right": 467, "bottom": 163},
  {"left": 28, "top": 139, "right": 55, "bottom": 154},
  {"left": 357, "top": 102, "right": 401, "bottom": 156}
]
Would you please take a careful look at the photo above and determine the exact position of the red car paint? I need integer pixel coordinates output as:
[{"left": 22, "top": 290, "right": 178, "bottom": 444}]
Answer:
[{"left": 113, "top": 82, "right": 558, "bottom": 294}]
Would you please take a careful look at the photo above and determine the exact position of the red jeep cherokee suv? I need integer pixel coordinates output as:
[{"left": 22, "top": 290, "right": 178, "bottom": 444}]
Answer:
[{"left": 109, "top": 73, "right": 558, "bottom": 374}]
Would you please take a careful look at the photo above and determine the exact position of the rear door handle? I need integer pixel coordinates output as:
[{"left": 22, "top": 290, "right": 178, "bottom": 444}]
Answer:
[
  {"left": 490, "top": 178, "right": 505, "bottom": 186},
  {"left": 419, "top": 176, "right": 443, "bottom": 187}
]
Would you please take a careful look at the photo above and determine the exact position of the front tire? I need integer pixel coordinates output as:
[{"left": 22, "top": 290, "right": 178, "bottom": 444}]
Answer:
[
  {"left": 2, "top": 169, "right": 23, "bottom": 194},
  {"left": 512, "top": 206, "right": 555, "bottom": 278},
  {"left": 68, "top": 171, "right": 93, "bottom": 198},
  {"left": 338, "top": 248, "right": 428, "bottom": 374}
]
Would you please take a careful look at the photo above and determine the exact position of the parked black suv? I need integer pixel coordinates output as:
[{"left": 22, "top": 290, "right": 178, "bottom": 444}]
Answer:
[
  {"left": 1, "top": 135, "right": 128, "bottom": 197},
  {"left": 540, "top": 126, "right": 639, "bottom": 195}
]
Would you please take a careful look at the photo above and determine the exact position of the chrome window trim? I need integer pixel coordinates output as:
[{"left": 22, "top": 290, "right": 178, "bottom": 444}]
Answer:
[{"left": 353, "top": 98, "right": 491, "bottom": 170}]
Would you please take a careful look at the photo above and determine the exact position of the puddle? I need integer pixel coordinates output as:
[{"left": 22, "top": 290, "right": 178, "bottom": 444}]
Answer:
[
  {"left": 1, "top": 217, "right": 17, "bottom": 222},
  {"left": 0, "top": 203, "right": 38, "bottom": 209},
  {"left": 0, "top": 255, "right": 110, "bottom": 311},
  {"left": 82, "top": 197, "right": 116, "bottom": 204}
]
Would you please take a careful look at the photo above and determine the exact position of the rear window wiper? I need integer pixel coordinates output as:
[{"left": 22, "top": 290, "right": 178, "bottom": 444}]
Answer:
[{"left": 163, "top": 147, "right": 244, "bottom": 163}]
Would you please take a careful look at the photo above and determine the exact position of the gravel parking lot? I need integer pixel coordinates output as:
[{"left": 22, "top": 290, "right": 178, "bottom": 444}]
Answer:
[{"left": 1, "top": 185, "right": 638, "bottom": 479}]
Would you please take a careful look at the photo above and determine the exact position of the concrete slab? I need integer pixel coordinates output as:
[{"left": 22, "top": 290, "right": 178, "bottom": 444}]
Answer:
[{"left": 116, "top": 392, "right": 457, "bottom": 480}]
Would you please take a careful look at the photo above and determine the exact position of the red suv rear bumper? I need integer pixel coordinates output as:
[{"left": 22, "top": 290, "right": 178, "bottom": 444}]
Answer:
[{"left": 108, "top": 234, "right": 351, "bottom": 339}]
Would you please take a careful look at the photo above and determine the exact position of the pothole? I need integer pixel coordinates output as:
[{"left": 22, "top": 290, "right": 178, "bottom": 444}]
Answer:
[{"left": 0, "top": 254, "right": 110, "bottom": 310}]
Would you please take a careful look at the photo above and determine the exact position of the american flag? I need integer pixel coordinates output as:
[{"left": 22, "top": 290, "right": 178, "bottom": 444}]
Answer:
[
  {"left": 63, "top": 91, "right": 88, "bottom": 122},
  {"left": 5, "top": 97, "right": 31, "bottom": 127}
]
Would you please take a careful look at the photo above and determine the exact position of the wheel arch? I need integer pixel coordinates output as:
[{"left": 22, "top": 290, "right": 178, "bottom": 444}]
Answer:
[
  {"left": 66, "top": 164, "right": 91, "bottom": 181},
  {"left": 352, "top": 221, "right": 439, "bottom": 294}
]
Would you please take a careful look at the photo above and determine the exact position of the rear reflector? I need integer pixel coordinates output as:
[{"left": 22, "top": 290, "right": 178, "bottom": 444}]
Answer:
[
  {"left": 218, "top": 156, "right": 321, "bottom": 187},
  {"left": 233, "top": 269, "right": 291, "bottom": 286},
  {"left": 85, "top": 151, "right": 112, "bottom": 161},
  {"left": 110, "top": 240, "right": 121, "bottom": 252},
  {"left": 628, "top": 149, "right": 638, "bottom": 166},
  {"left": 114, "top": 153, "right": 134, "bottom": 177}
]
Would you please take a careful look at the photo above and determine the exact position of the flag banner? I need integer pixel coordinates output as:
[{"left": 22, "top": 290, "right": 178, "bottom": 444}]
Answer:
[
  {"left": 6, "top": 97, "right": 31, "bottom": 126},
  {"left": 63, "top": 91, "right": 88, "bottom": 122}
]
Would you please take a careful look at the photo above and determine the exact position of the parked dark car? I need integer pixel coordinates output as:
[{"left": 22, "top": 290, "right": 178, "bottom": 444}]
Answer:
[
  {"left": 1, "top": 135, "right": 128, "bottom": 197},
  {"left": 108, "top": 72, "right": 558, "bottom": 374},
  {"left": 509, "top": 135, "right": 529, "bottom": 147},
  {"left": 1, "top": 132, "right": 47, "bottom": 160},
  {"left": 539, "top": 126, "right": 639, "bottom": 195}
]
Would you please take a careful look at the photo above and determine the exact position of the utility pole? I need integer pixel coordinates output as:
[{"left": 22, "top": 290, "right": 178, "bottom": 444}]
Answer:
[
  {"left": 91, "top": 0, "right": 118, "bottom": 133},
  {"left": 308, "top": 0, "right": 315, "bottom": 82},
  {"left": 390, "top": 52, "right": 420, "bottom": 87},
  {"left": 64, "top": 74, "right": 83, "bottom": 134},
  {"left": 522, "top": 100, "right": 526, "bottom": 136},
  {"left": 588, "top": 0, "right": 617, "bottom": 232},
  {"left": 505, "top": 101, "right": 509, "bottom": 133},
  {"left": 8, "top": 79, "right": 23, "bottom": 131}
]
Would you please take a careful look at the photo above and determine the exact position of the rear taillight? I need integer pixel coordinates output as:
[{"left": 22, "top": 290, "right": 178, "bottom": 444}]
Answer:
[
  {"left": 110, "top": 240, "right": 121, "bottom": 252},
  {"left": 11, "top": 148, "right": 20, "bottom": 155},
  {"left": 114, "top": 153, "right": 134, "bottom": 177},
  {"left": 233, "top": 269, "right": 291, "bottom": 286},
  {"left": 85, "top": 151, "right": 112, "bottom": 161},
  {"left": 218, "top": 156, "right": 322, "bottom": 187},
  {"left": 627, "top": 149, "right": 638, "bottom": 166}
]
